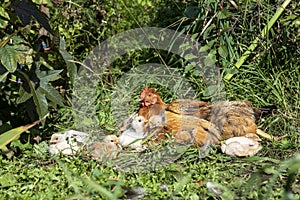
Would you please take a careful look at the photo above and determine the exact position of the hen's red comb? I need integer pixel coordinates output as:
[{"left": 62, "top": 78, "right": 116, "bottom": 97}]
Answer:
[
  {"left": 140, "top": 86, "right": 148, "bottom": 100},
  {"left": 143, "top": 86, "right": 149, "bottom": 92}
]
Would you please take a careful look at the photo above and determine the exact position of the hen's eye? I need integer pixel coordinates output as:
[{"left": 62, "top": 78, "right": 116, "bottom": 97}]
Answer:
[{"left": 110, "top": 140, "right": 114, "bottom": 142}]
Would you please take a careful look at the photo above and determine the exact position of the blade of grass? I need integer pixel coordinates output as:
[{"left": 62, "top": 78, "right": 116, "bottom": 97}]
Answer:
[{"left": 225, "top": 0, "right": 292, "bottom": 81}]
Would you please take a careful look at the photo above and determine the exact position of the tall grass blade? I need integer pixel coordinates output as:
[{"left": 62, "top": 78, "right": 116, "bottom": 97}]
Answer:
[{"left": 225, "top": 0, "right": 292, "bottom": 81}]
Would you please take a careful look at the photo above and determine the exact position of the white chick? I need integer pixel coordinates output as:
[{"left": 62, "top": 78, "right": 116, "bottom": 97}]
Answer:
[
  {"left": 49, "top": 130, "right": 89, "bottom": 156},
  {"left": 87, "top": 135, "right": 121, "bottom": 159},
  {"left": 221, "top": 134, "right": 262, "bottom": 157},
  {"left": 64, "top": 130, "right": 89, "bottom": 145},
  {"left": 118, "top": 116, "right": 147, "bottom": 150},
  {"left": 119, "top": 112, "right": 138, "bottom": 133}
]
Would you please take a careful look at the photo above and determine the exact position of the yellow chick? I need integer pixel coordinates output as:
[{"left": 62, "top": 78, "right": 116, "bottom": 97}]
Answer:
[{"left": 87, "top": 135, "right": 121, "bottom": 159}]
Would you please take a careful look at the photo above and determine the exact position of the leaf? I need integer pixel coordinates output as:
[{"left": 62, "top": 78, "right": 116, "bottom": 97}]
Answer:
[
  {"left": 0, "top": 18, "right": 8, "bottom": 29},
  {"left": 184, "top": 63, "right": 195, "bottom": 73},
  {"left": 218, "top": 8, "right": 231, "bottom": 20},
  {"left": 0, "top": 6, "right": 9, "bottom": 29},
  {"left": 184, "top": 6, "right": 200, "bottom": 19},
  {"left": 0, "top": 46, "right": 18, "bottom": 72},
  {"left": 0, "top": 6, "right": 10, "bottom": 19},
  {"left": 0, "top": 71, "right": 9, "bottom": 82},
  {"left": 40, "top": 82, "right": 64, "bottom": 106},
  {"left": 16, "top": 87, "right": 32, "bottom": 104},
  {"left": 59, "top": 36, "right": 76, "bottom": 84},
  {"left": 32, "top": 0, "right": 53, "bottom": 5},
  {"left": 25, "top": 78, "right": 48, "bottom": 124},
  {"left": 59, "top": 49, "right": 76, "bottom": 84},
  {"left": 37, "top": 69, "right": 63, "bottom": 82},
  {"left": 0, "top": 119, "right": 41, "bottom": 149},
  {"left": 33, "top": 87, "right": 48, "bottom": 123},
  {"left": 204, "top": 52, "right": 216, "bottom": 67},
  {"left": 218, "top": 45, "right": 228, "bottom": 58},
  {"left": 11, "top": 0, "right": 53, "bottom": 35}
]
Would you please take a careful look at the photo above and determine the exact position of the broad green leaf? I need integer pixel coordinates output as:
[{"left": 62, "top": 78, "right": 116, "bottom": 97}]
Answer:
[
  {"left": 184, "top": 63, "right": 195, "bottom": 73},
  {"left": 218, "top": 45, "right": 229, "bottom": 58},
  {"left": 40, "top": 58, "right": 54, "bottom": 70},
  {"left": 27, "top": 79, "right": 48, "bottom": 124},
  {"left": 59, "top": 38, "right": 76, "bottom": 84},
  {"left": 185, "top": 53, "right": 197, "bottom": 60},
  {"left": 40, "top": 82, "right": 64, "bottom": 106},
  {"left": 0, "top": 19, "right": 8, "bottom": 29},
  {"left": 59, "top": 50, "right": 76, "bottom": 84},
  {"left": 0, "top": 6, "right": 9, "bottom": 19},
  {"left": 16, "top": 87, "right": 32, "bottom": 104},
  {"left": 0, "top": 71, "right": 9, "bottom": 82},
  {"left": 204, "top": 52, "right": 216, "bottom": 66},
  {"left": 37, "top": 69, "right": 63, "bottom": 82},
  {"left": 0, "top": 120, "right": 40, "bottom": 149},
  {"left": 33, "top": 88, "right": 48, "bottom": 123},
  {"left": 0, "top": 46, "right": 18, "bottom": 72}
]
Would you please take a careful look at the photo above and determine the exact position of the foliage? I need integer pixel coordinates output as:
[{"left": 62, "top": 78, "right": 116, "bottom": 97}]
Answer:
[
  {"left": 0, "top": 0, "right": 299, "bottom": 199},
  {"left": 0, "top": 144, "right": 299, "bottom": 199},
  {"left": 0, "top": 0, "right": 74, "bottom": 138}
]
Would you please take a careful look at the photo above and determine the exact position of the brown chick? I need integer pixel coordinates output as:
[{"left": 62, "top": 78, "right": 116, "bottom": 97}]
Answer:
[{"left": 87, "top": 135, "right": 121, "bottom": 159}]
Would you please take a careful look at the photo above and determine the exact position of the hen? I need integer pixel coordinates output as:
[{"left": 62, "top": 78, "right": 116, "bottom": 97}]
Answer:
[
  {"left": 138, "top": 87, "right": 277, "bottom": 145},
  {"left": 138, "top": 87, "right": 221, "bottom": 146}
]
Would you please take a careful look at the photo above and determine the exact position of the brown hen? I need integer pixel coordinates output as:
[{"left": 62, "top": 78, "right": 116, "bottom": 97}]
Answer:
[
  {"left": 138, "top": 87, "right": 278, "bottom": 145},
  {"left": 138, "top": 87, "right": 221, "bottom": 146}
]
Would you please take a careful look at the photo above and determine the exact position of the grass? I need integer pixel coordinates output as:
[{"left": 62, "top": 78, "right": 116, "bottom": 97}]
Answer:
[
  {"left": 1, "top": 143, "right": 299, "bottom": 199},
  {"left": 1, "top": 0, "right": 300, "bottom": 199}
]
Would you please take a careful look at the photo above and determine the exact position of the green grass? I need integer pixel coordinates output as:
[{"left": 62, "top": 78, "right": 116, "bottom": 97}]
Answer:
[
  {"left": 1, "top": 142, "right": 299, "bottom": 199},
  {"left": 1, "top": 0, "right": 300, "bottom": 199}
]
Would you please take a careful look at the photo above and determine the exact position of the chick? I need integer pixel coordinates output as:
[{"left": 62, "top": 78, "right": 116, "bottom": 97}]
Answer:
[
  {"left": 49, "top": 130, "right": 88, "bottom": 155},
  {"left": 118, "top": 116, "right": 147, "bottom": 150},
  {"left": 221, "top": 134, "right": 262, "bottom": 157},
  {"left": 87, "top": 135, "right": 121, "bottom": 159},
  {"left": 119, "top": 112, "right": 138, "bottom": 133},
  {"left": 147, "top": 110, "right": 166, "bottom": 129}
]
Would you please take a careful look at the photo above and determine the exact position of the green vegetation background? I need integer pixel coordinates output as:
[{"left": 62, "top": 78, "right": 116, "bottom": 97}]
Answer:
[{"left": 0, "top": 0, "right": 299, "bottom": 199}]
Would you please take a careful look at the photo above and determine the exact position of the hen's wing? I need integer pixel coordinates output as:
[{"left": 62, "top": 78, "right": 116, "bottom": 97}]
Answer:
[
  {"left": 166, "top": 99, "right": 211, "bottom": 119},
  {"left": 164, "top": 111, "right": 221, "bottom": 146}
]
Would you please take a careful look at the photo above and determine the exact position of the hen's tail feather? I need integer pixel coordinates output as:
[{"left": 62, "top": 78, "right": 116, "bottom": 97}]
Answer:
[
  {"left": 258, "top": 105, "right": 277, "bottom": 112},
  {"left": 256, "top": 129, "right": 287, "bottom": 141},
  {"left": 254, "top": 105, "right": 277, "bottom": 119}
]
